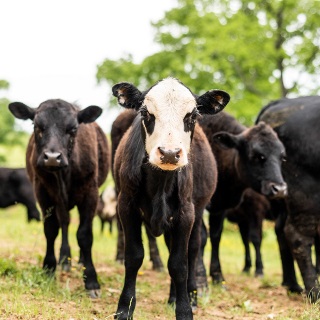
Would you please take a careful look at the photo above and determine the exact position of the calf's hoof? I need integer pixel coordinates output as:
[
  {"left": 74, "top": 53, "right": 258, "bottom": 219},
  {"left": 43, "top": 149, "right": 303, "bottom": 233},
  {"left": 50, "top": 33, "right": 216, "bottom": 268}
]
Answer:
[
  {"left": 283, "top": 282, "right": 303, "bottom": 294},
  {"left": 151, "top": 257, "right": 164, "bottom": 272},
  {"left": 307, "top": 287, "right": 320, "bottom": 303},
  {"left": 255, "top": 269, "right": 264, "bottom": 278},
  {"left": 87, "top": 288, "right": 101, "bottom": 299},
  {"left": 189, "top": 290, "right": 197, "bottom": 312}
]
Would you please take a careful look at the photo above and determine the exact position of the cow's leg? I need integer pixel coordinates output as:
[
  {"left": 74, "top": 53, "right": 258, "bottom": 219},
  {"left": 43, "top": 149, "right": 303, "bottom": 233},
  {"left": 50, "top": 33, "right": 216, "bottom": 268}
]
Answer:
[
  {"left": 116, "top": 214, "right": 125, "bottom": 264},
  {"left": 187, "top": 210, "right": 204, "bottom": 312},
  {"left": 249, "top": 215, "right": 264, "bottom": 277},
  {"left": 196, "top": 219, "right": 208, "bottom": 293},
  {"left": 77, "top": 194, "right": 100, "bottom": 298},
  {"left": 165, "top": 233, "right": 177, "bottom": 305},
  {"left": 285, "top": 218, "right": 319, "bottom": 302},
  {"left": 115, "top": 193, "right": 143, "bottom": 320},
  {"left": 209, "top": 210, "right": 225, "bottom": 284},
  {"left": 37, "top": 188, "right": 58, "bottom": 274},
  {"left": 58, "top": 210, "right": 72, "bottom": 272},
  {"left": 145, "top": 224, "right": 164, "bottom": 272},
  {"left": 274, "top": 211, "right": 303, "bottom": 293},
  {"left": 42, "top": 207, "right": 59, "bottom": 274},
  {"left": 168, "top": 207, "right": 194, "bottom": 320},
  {"left": 238, "top": 221, "right": 252, "bottom": 274},
  {"left": 315, "top": 228, "right": 320, "bottom": 275}
]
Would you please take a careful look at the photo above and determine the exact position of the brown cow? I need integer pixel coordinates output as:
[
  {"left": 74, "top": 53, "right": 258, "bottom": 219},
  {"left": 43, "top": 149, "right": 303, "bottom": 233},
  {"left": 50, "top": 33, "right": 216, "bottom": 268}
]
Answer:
[{"left": 8, "top": 99, "right": 109, "bottom": 298}]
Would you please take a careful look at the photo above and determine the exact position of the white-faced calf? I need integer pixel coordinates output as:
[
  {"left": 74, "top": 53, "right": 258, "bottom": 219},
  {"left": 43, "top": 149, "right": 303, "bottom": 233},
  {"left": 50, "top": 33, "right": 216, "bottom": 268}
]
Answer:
[{"left": 112, "top": 77, "right": 230, "bottom": 320}]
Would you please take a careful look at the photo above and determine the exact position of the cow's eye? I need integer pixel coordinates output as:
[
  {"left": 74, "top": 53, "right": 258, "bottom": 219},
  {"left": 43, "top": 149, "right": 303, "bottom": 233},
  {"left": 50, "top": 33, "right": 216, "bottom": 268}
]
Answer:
[
  {"left": 184, "top": 109, "right": 199, "bottom": 132},
  {"left": 253, "top": 153, "right": 266, "bottom": 163},
  {"left": 35, "top": 126, "right": 44, "bottom": 138},
  {"left": 281, "top": 153, "right": 287, "bottom": 162},
  {"left": 67, "top": 126, "right": 78, "bottom": 135}
]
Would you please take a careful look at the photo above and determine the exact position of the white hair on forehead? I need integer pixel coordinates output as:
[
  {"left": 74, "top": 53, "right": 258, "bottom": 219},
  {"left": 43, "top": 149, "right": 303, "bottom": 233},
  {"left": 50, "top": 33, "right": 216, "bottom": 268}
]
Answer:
[{"left": 145, "top": 78, "right": 196, "bottom": 116}]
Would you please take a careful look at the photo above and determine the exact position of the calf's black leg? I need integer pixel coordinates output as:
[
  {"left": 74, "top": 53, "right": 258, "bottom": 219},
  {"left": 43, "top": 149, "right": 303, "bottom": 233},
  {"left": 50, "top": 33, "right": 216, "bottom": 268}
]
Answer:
[
  {"left": 115, "top": 194, "right": 144, "bottom": 320},
  {"left": 238, "top": 221, "right": 252, "bottom": 274},
  {"left": 274, "top": 212, "right": 303, "bottom": 293},
  {"left": 168, "top": 210, "right": 194, "bottom": 320},
  {"left": 209, "top": 210, "right": 225, "bottom": 284},
  {"left": 43, "top": 208, "right": 59, "bottom": 273},
  {"left": 77, "top": 196, "right": 100, "bottom": 298},
  {"left": 145, "top": 225, "right": 164, "bottom": 271},
  {"left": 196, "top": 219, "right": 208, "bottom": 293},
  {"left": 285, "top": 218, "right": 319, "bottom": 302}
]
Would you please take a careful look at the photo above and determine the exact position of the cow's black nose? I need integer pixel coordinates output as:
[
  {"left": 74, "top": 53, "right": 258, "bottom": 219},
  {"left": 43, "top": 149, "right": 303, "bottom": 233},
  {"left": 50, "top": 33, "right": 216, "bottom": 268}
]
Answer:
[
  {"left": 44, "top": 152, "right": 62, "bottom": 167},
  {"left": 271, "top": 182, "right": 288, "bottom": 198},
  {"left": 159, "top": 147, "right": 181, "bottom": 164}
]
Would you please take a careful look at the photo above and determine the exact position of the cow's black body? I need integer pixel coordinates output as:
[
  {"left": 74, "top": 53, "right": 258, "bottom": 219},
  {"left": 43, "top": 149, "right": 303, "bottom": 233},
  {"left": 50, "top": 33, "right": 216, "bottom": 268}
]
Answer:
[
  {"left": 257, "top": 95, "right": 320, "bottom": 301},
  {"left": 9, "top": 99, "right": 109, "bottom": 298},
  {"left": 0, "top": 167, "right": 40, "bottom": 222},
  {"left": 197, "top": 111, "right": 287, "bottom": 284},
  {"left": 112, "top": 78, "right": 230, "bottom": 320}
]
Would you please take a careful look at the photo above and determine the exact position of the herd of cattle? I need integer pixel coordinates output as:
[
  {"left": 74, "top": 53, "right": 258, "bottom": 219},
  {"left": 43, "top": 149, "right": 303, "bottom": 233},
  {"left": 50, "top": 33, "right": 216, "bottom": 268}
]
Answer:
[{"left": 1, "top": 77, "right": 319, "bottom": 319}]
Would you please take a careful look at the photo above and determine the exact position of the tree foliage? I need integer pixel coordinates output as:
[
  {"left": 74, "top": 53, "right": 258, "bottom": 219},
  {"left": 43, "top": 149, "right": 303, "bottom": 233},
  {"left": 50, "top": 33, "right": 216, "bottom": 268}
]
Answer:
[
  {"left": 0, "top": 79, "right": 28, "bottom": 163},
  {"left": 96, "top": 0, "right": 320, "bottom": 124}
]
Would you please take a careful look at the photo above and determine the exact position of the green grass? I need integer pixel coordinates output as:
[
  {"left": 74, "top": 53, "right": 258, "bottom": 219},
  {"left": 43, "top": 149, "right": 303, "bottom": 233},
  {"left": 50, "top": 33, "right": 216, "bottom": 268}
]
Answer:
[{"left": 1, "top": 204, "right": 320, "bottom": 319}]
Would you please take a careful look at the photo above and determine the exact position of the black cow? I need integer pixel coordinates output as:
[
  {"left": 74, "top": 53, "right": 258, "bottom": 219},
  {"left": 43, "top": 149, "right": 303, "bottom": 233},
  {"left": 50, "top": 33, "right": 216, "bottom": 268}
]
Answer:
[
  {"left": 256, "top": 95, "right": 320, "bottom": 301},
  {"left": 0, "top": 167, "right": 40, "bottom": 222},
  {"left": 197, "top": 111, "right": 287, "bottom": 285},
  {"left": 112, "top": 77, "right": 230, "bottom": 320},
  {"left": 8, "top": 99, "right": 109, "bottom": 298}
]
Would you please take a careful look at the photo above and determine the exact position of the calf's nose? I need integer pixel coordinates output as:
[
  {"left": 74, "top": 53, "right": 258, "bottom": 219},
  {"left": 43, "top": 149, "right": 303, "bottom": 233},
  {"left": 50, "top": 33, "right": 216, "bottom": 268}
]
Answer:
[
  {"left": 270, "top": 182, "right": 288, "bottom": 198},
  {"left": 44, "top": 151, "right": 62, "bottom": 167},
  {"left": 158, "top": 147, "right": 181, "bottom": 165}
]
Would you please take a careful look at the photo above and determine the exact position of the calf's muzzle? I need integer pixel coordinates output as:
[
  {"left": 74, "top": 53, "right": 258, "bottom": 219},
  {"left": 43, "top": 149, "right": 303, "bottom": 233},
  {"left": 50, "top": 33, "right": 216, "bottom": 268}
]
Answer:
[
  {"left": 159, "top": 147, "right": 181, "bottom": 165},
  {"left": 44, "top": 151, "right": 62, "bottom": 167}
]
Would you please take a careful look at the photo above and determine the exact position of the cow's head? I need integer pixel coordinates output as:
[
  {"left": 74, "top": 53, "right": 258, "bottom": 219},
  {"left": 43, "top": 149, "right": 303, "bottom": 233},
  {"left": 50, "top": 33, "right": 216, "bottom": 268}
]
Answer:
[
  {"left": 213, "top": 122, "right": 287, "bottom": 198},
  {"left": 113, "top": 77, "right": 230, "bottom": 171},
  {"left": 9, "top": 99, "right": 102, "bottom": 171}
]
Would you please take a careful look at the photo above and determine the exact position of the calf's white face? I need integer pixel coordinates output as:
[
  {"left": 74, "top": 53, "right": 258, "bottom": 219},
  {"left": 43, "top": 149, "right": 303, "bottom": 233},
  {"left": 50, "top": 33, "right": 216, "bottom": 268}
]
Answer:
[
  {"left": 143, "top": 79, "right": 196, "bottom": 170},
  {"left": 112, "top": 77, "right": 230, "bottom": 172}
]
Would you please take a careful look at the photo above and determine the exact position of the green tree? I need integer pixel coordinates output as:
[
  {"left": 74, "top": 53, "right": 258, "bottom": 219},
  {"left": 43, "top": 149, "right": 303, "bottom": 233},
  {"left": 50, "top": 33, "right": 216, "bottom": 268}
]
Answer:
[
  {"left": 0, "top": 80, "right": 15, "bottom": 144},
  {"left": 97, "top": 0, "right": 320, "bottom": 124},
  {"left": 0, "top": 79, "right": 28, "bottom": 164}
]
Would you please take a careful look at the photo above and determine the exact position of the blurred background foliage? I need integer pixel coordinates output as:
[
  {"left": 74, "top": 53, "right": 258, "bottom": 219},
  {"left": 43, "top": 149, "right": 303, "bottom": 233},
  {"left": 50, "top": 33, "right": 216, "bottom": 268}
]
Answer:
[
  {"left": 0, "top": 80, "right": 29, "bottom": 164},
  {"left": 96, "top": 0, "right": 320, "bottom": 125},
  {"left": 2, "top": 0, "right": 320, "bottom": 158}
]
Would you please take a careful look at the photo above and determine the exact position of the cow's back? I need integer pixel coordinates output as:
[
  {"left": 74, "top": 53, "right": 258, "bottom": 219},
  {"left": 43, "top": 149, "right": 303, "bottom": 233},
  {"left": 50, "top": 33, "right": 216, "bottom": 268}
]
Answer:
[{"left": 257, "top": 96, "right": 320, "bottom": 177}]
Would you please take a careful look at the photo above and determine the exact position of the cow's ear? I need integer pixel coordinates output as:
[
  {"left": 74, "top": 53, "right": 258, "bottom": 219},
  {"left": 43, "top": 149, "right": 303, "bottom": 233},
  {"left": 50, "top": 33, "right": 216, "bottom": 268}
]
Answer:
[
  {"left": 112, "top": 82, "right": 142, "bottom": 110},
  {"left": 8, "top": 102, "right": 35, "bottom": 120},
  {"left": 196, "top": 90, "right": 230, "bottom": 115},
  {"left": 213, "top": 131, "right": 240, "bottom": 149},
  {"left": 78, "top": 105, "right": 102, "bottom": 124}
]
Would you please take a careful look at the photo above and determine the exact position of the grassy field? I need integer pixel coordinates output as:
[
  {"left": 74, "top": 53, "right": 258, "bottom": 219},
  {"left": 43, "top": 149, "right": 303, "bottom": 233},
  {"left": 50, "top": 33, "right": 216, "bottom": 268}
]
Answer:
[{"left": 1, "top": 202, "right": 320, "bottom": 320}]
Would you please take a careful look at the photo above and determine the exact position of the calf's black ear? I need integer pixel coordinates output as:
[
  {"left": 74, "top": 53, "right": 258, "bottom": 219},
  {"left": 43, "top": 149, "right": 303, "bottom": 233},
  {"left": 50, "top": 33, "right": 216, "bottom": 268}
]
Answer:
[
  {"left": 213, "top": 131, "right": 240, "bottom": 149},
  {"left": 196, "top": 90, "right": 230, "bottom": 115},
  {"left": 8, "top": 102, "right": 35, "bottom": 120},
  {"left": 112, "top": 82, "right": 142, "bottom": 110},
  {"left": 78, "top": 105, "right": 102, "bottom": 124}
]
